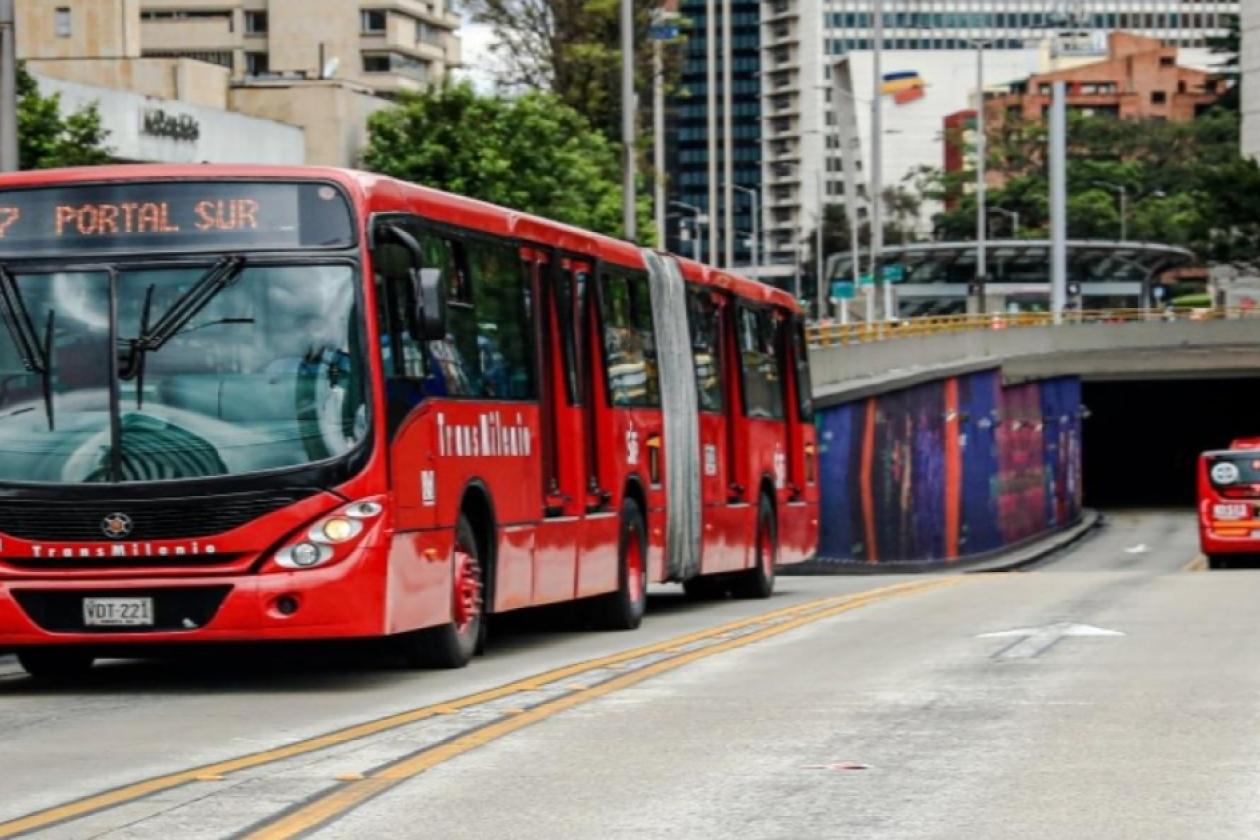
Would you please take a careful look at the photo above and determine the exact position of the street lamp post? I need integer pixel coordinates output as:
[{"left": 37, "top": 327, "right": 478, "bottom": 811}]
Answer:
[
  {"left": 0, "top": 0, "right": 16, "bottom": 172},
  {"left": 989, "top": 207, "right": 1020, "bottom": 238},
  {"left": 1092, "top": 181, "right": 1129, "bottom": 241},
  {"left": 871, "top": 0, "right": 885, "bottom": 319},
  {"left": 671, "top": 201, "right": 706, "bottom": 262},
  {"left": 730, "top": 184, "right": 761, "bottom": 270},
  {"left": 970, "top": 38, "right": 991, "bottom": 315},
  {"left": 620, "top": 0, "right": 636, "bottom": 242}
]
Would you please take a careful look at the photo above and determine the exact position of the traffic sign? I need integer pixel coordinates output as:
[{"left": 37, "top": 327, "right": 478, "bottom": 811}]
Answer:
[
  {"left": 830, "top": 280, "right": 856, "bottom": 301},
  {"left": 857, "top": 273, "right": 875, "bottom": 287},
  {"left": 649, "top": 24, "right": 679, "bottom": 40},
  {"left": 882, "top": 264, "right": 906, "bottom": 284}
]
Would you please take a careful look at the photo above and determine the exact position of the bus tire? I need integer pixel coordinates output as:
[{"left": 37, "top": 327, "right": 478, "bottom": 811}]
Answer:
[
  {"left": 399, "top": 514, "right": 485, "bottom": 669},
  {"left": 734, "top": 493, "right": 776, "bottom": 599},
  {"left": 17, "top": 648, "right": 95, "bottom": 680},
  {"left": 1207, "top": 554, "right": 1230, "bottom": 570},
  {"left": 591, "top": 498, "right": 649, "bottom": 631}
]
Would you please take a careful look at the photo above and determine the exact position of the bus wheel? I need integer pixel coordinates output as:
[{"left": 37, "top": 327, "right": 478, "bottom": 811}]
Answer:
[
  {"left": 17, "top": 648, "right": 95, "bottom": 680},
  {"left": 734, "top": 494, "right": 776, "bottom": 599},
  {"left": 400, "top": 514, "right": 485, "bottom": 669},
  {"left": 591, "top": 499, "right": 648, "bottom": 630}
]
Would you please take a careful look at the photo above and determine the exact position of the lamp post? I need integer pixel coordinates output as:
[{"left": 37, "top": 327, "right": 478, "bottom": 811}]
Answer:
[
  {"left": 0, "top": 0, "right": 15, "bottom": 172},
  {"left": 730, "top": 184, "right": 761, "bottom": 270},
  {"left": 870, "top": 0, "right": 885, "bottom": 319},
  {"left": 989, "top": 207, "right": 1020, "bottom": 238},
  {"left": 969, "top": 38, "right": 992, "bottom": 314},
  {"left": 1091, "top": 181, "right": 1129, "bottom": 242},
  {"left": 620, "top": 0, "right": 636, "bottom": 242},
  {"left": 671, "top": 201, "right": 706, "bottom": 262}
]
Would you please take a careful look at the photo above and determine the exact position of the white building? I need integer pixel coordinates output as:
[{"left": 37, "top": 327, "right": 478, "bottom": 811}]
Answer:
[
  {"left": 37, "top": 75, "right": 306, "bottom": 165},
  {"left": 763, "top": 0, "right": 1240, "bottom": 265}
]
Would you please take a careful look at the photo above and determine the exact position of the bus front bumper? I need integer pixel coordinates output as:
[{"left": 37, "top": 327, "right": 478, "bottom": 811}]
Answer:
[{"left": 0, "top": 560, "right": 388, "bottom": 647}]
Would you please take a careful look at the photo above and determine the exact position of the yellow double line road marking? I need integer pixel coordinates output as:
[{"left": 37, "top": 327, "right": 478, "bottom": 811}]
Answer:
[
  {"left": 0, "top": 577, "right": 958, "bottom": 839},
  {"left": 1181, "top": 554, "right": 1208, "bottom": 573}
]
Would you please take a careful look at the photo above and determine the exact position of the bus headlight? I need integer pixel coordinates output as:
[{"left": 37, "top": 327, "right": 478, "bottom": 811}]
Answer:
[
  {"left": 317, "top": 516, "right": 360, "bottom": 543},
  {"left": 274, "top": 497, "right": 386, "bottom": 571},
  {"left": 278, "top": 541, "right": 332, "bottom": 569}
]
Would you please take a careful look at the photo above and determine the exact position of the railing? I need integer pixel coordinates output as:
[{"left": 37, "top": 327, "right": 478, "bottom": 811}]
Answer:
[{"left": 807, "top": 308, "right": 1260, "bottom": 347}]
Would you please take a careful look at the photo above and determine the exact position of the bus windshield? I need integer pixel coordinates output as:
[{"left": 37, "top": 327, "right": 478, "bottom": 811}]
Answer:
[{"left": 0, "top": 262, "right": 368, "bottom": 484}]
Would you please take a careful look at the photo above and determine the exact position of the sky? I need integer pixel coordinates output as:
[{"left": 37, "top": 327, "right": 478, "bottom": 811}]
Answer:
[{"left": 458, "top": 16, "right": 499, "bottom": 91}]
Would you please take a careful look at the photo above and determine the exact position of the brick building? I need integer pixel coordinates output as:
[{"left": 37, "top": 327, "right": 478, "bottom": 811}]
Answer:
[{"left": 987, "top": 32, "right": 1223, "bottom": 123}]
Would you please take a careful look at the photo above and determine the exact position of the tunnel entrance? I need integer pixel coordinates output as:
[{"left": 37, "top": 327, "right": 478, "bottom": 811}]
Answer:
[{"left": 1082, "top": 378, "right": 1260, "bottom": 508}]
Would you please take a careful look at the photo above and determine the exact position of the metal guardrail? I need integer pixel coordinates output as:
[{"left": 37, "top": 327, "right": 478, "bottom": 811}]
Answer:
[{"left": 807, "top": 308, "right": 1260, "bottom": 347}]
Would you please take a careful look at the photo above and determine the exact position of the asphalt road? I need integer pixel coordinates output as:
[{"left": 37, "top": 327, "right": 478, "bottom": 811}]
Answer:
[{"left": 1, "top": 509, "right": 1253, "bottom": 839}]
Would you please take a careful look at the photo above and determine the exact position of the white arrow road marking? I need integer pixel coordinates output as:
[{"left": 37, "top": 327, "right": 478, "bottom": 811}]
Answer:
[
  {"left": 1125, "top": 544, "right": 1149, "bottom": 555},
  {"left": 977, "top": 622, "right": 1125, "bottom": 659}
]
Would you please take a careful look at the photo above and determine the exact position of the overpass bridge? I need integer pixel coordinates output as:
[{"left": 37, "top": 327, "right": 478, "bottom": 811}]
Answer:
[{"left": 803, "top": 308, "right": 1260, "bottom": 570}]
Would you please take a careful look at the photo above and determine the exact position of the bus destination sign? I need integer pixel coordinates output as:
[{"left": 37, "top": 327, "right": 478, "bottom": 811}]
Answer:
[{"left": 0, "top": 181, "right": 354, "bottom": 256}]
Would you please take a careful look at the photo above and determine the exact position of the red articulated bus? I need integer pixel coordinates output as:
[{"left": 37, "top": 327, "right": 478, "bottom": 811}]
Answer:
[
  {"left": 1198, "top": 439, "right": 1260, "bottom": 569},
  {"left": 0, "top": 165, "right": 818, "bottom": 676}
]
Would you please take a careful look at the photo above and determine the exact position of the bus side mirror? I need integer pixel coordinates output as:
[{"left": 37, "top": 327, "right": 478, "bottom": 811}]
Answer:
[
  {"left": 378, "top": 223, "right": 447, "bottom": 341},
  {"left": 413, "top": 267, "right": 447, "bottom": 341}
]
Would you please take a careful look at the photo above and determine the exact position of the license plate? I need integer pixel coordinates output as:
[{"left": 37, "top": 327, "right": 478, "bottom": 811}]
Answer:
[
  {"left": 83, "top": 597, "right": 154, "bottom": 627},
  {"left": 1213, "top": 503, "right": 1250, "bottom": 521}
]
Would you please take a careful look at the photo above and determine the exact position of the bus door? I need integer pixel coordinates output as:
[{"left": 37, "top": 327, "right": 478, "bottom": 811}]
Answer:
[
  {"left": 524, "top": 248, "right": 586, "bottom": 605},
  {"left": 778, "top": 315, "right": 818, "bottom": 564},
  {"left": 688, "top": 287, "right": 739, "bottom": 574},
  {"left": 732, "top": 303, "right": 791, "bottom": 569}
]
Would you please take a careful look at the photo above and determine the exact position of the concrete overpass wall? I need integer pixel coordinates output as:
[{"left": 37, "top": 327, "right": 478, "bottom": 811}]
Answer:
[
  {"left": 811, "top": 319, "right": 1260, "bottom": 405},
  {"left": 810, "top": 369, "right": 1082, "bottom": 570}
]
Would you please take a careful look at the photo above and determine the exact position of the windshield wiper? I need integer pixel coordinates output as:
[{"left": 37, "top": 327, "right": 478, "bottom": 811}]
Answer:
[
  {"left": 120, "top": 256, "right": 246, "bottom": 407},
  {"left": 0, "top": 266, "right": 55, "bottom": 431}
]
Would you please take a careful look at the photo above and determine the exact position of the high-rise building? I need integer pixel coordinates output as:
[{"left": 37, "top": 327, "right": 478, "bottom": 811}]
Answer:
[
  {"left": 666, "top": 0, "right": 765, "bottom": 268},
  {"left": 762, "top": 0, "right": 1240, "bottom": 266}
]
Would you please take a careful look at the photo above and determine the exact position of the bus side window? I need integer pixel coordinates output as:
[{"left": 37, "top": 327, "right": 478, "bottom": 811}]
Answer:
[
  {"left": 685, "top": 287, "right": 724, "bottom": 412},
  {"left": 738, "top": 305, "right": 784, "bottom": 420},
  {"left": 600, "top": 271, "right": 659, "bottom": 407},
  {"left": 793, "top": 317, "right": 813, "bottom": 421},
  {"left": 465, "top": 238, "right": 536, "bottom": 400}
]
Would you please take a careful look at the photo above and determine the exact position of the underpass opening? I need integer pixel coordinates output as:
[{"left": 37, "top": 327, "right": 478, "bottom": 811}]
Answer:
[{"left": 1082, "top": 378, "right": 1260, "bottom": 508}]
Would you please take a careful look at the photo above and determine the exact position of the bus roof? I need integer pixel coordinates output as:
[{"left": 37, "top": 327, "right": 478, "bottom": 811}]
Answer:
[{"left": 0, "top": 163, "right": 800, "bottom": 313}]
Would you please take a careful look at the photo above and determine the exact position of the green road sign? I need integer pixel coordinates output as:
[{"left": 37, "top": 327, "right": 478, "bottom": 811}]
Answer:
[
  {"left": 882, "top": 264, "right": 906, "bottom": 283},
  {"left": 857, "top": 273, "right": 875, "bottom": 287},
  {"left": 830, "top": 280, "right": 856, "bottom": 300}
]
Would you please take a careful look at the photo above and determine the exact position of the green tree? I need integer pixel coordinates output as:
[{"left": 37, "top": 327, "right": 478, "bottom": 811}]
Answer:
[
  {"left": 362, "top": 82, "right": 652, "bottom": 241},
  {"left": 17, "top": 65, "right": 112, "bottom": 170},
  {"left": 927, "top": 108, "right": 1260, "bottom": 263},
  {"left": 469, "top": 0, "right": 677, "bottom": 145}
]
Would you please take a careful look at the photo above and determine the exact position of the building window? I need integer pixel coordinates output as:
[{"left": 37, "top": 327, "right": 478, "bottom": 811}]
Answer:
[
  {"left": 1151, "top": 90, "right": 1167, "bottom": 105},
  {"left": 245, "top": 52, "right": 269, "bottom": 75},
  {"left": 361, "top": 9, "right": 387, "bottom": 33},
  {"left": 362, "top": 53, "right": 390, "bottom": 73},
  {"left": 244, "top": 11, "right": 268, "bottom": 34},
  {"left": 55, "top": 7, "right": 71, "bottom": 37}
]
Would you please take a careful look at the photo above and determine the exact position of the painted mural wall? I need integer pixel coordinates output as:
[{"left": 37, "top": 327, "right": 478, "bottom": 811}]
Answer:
[{"left": 815, "top": 372, "right": 1082, "bottom": 568}]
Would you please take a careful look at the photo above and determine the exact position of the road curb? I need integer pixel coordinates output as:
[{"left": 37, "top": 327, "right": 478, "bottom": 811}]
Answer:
[
  {"left": 782, "top": 509, "right": 1103, "bottom": 576},
  {"left": 960, "top": 509, "right": 1102, "bottom": 574}
]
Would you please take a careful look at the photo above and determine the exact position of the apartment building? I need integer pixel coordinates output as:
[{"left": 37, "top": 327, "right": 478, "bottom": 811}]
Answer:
[
  {"left": 136, "top": 0, "right": 461, "bottom": 97},
  {"left": 762, "top": 0, "right": 1239, "bottom": 265},
  {"left": 17, "top": 0, "right": 462, "bottom": 166}
]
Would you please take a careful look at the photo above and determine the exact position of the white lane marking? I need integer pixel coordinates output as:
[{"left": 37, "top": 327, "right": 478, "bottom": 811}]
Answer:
[
  {"left": 978, "top": 622, "right": 1125, "bottom": 659},
  {"left": 1125, "top": 544, "right": 1150, "bottom": 555}
]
